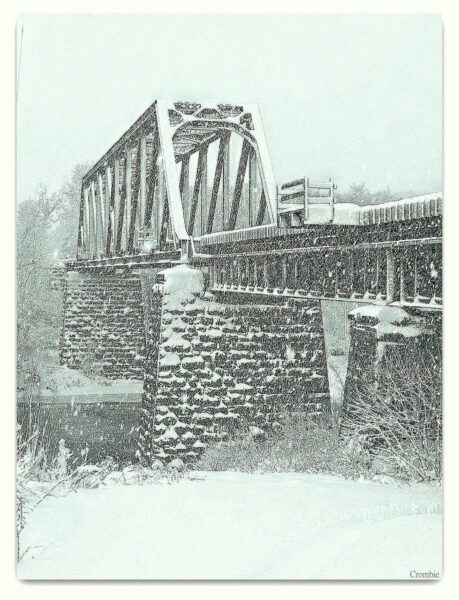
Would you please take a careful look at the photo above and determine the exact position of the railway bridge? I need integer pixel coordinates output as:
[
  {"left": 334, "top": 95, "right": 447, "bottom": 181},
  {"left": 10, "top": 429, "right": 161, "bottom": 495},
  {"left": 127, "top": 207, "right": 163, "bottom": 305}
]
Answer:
[{"left": 62, "top": 100, "right": 442, "bottom": 462}]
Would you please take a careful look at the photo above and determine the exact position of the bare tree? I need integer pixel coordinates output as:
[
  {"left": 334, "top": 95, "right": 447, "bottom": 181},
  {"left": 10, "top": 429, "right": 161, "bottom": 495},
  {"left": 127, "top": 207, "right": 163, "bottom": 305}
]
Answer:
[
  {"left": 17, "top": 188, "right": 63, "bottom": 391},
  {"left": 52, "top": 162, "right": 92, "bottom": 260},
  {"left": 17, "top": 163, "right": 91, "bottom": 392},
  {"left": 335, "top": 183, "right": 397, "bottom": 206}
]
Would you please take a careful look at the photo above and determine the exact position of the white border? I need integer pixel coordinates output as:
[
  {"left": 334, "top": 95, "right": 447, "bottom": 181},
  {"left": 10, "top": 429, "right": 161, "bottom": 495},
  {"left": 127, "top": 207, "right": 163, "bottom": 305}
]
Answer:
[{"left": 2, "top": 1, "right": 458, "bottom": 597}]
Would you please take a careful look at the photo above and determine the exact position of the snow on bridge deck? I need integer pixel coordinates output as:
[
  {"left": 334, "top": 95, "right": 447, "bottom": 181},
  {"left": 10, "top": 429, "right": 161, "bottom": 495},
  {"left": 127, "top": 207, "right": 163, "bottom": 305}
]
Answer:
[{"left": 200, "top": 193, "right": 442, "bottom": 247}]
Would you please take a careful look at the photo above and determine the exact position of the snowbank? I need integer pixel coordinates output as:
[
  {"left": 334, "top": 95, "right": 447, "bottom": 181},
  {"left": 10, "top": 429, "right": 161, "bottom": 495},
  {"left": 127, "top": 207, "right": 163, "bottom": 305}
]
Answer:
[
  {"left": 36, "top": 366, "right": 143, "bottom": 398},
  {"left": 17, "top": 471, "right": 441, "bottom": 580}
]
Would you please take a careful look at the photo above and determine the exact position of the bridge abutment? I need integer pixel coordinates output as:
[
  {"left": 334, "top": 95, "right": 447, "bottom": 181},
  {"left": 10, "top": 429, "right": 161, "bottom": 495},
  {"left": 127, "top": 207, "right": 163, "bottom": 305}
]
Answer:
[{"left": 137, "top": 264, "right": 331, "bottom": 462}]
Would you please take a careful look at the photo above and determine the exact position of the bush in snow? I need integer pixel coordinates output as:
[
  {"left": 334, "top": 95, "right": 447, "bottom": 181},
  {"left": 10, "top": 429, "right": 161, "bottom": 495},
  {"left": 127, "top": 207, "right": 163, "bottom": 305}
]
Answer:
[
  {"left": 340, "top": 348, "right": 442, "bottom": 482},
  {"left": 16, "top": 424, "right": 75, "bottom": 560},
  {"left": 198, "top": 417, "right": 369, "bottom": 478}
]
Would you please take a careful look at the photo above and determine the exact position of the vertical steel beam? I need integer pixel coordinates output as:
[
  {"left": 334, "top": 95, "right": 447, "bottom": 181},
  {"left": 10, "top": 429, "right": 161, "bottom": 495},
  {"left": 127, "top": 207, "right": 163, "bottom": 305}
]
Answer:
[
  {"left": 124, "top": 148, "right": 132, "bottom": 250},
  {"left": 105, "top": 165, "right": 111, "bottom": 238},
  {"left": 228, "top": 139, "right": 251, "bottom": 230},
  {"left": 84, "top": 187, "right": 91, "bottom": 255},
  {"left": 236, "top": 258, "right": 241, "bottom": 287},
  {"left": 105, "top": 166, "right": 115, "bottom": 257},
  {"left": 98, "top": 172, "right": 106, "bottom": 256},
  {"left": 115, "top": 154, "right": 127, "bottom": 255},
  {"left": 139, "top": 135, "right": 147, "bottom": 229},
  {"left": 334, "top": 255, "right": 339, "bottom": 297},
  {"left": 386, "top": 249, "right": 395, "bottom": 303},
  {"left": 128, "top": 138, "right": 142, "bottom": 253},
  {"left": 189, "top": 148, "right": 205, "bottom": 235},
  {"left": 400, "top": 258, "right": 405, "bottom": 302},
  {"left": 363, "top": 249, "right": 369, "bottom": 293},
  {"left": 248, "top": 148, "right": 257, "bottom": 227},
  {"left": 304, "top": 177, "right": 309, "bottom": 223},
  {"left": 293, "top": 256, "right": 299, "bottom": 290},
  {"left": 222, "top": 135, "right": 230, "bottom": 230},
  {"left": 263, "top": 256, "right": 268, "bottom": 288},
  {"left": 207, "top": 132, "right": 229, "bottom": 234},
  {"left": 281, "top": 256, "right": 287, "bottom": 289},
  {"left": 349, "top": 252, "right": 355, "bottom": 296},
  {"left": 208, "top": 259, "right": 214, "bottom": 287},
  {"left": 113, "top": 159, "right": 120, "bottom": 253},
  {"left": 201, "top": 148, "right": 208, "bottom": 235},
  {"left": 144, "top": 134, "right": 159, "bottom": 229},
  {"left": 84, "top": 186, "right": 92, "bottom": 258},
  {"left": 90, "top": 181, "right": 99, "bottom": 258},
  {"left": 329, "top": 177, "right": 335, "bottom": 222},
  {"left": 77, "top": 187, "right": 85, "bottom": 258},
  {"left": 156, "top": 163, "right": 165, "bottom": 247},
  {"left": 179, "top": 155, "right": 190, "bottom": 226},
  {"left": 375, "top": 250, "right": 380, "bottom": 293}
]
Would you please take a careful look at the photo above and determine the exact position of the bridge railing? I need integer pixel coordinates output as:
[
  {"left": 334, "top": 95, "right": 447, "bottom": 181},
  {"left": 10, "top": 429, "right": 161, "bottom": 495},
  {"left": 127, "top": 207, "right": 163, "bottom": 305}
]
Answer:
[
  {"left": 207, "top": 241, "right": 442, "bottom": 310},
  {"left": 277, "top": 178, "right": 337, "bottom": 227}
]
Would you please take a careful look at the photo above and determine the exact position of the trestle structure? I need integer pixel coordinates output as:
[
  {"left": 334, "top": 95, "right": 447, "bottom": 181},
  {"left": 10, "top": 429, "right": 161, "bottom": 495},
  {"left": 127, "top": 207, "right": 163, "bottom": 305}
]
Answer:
[
  {"left": 75, "top": 99, "right": 442, "bottom": 312},
  {"left": 64, "top": 100, "right": 443, "bottom": 463}
]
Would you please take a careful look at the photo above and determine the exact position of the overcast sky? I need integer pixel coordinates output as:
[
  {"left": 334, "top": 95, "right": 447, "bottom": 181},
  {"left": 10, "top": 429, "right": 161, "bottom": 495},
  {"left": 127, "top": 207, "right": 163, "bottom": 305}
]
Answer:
[{"left": 17, "top": 13, "right": 442, "bottom": 203}]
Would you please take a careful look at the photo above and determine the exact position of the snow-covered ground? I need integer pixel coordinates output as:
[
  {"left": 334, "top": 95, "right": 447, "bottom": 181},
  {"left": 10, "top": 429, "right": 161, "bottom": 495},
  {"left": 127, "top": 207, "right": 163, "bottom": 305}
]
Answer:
[
  {"left": 19, "top": 365, "right": 143, "bottom": 400},
  {"left": 17, "top": 472, "right": 442, "bottom": 580}
]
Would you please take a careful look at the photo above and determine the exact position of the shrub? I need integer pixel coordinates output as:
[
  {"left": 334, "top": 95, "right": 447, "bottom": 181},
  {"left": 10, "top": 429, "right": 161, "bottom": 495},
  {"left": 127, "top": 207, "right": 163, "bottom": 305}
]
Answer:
[
  {"left": 198, "top": 417, "right": 370, "bottom": 479},
  {"left": 340, "top": 348, "right": 442, "bottom": 482}
]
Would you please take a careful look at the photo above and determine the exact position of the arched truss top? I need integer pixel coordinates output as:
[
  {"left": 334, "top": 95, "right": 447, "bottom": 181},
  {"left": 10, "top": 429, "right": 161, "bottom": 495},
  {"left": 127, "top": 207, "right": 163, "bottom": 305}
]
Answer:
[{"left": 77, "top": 100, "right": 277, "bottom": 261}]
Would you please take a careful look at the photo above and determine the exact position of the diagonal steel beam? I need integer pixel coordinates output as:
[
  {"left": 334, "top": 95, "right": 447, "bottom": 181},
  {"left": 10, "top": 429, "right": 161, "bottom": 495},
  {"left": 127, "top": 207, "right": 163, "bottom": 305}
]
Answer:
[
  {"left": 227, "top": 139, "right": 251, "bottom": 230},
  {"left": 248, "top": 147, "right": 257, "bottom": 227},
  {"left": 179, "top": 155, "right": 190, "bottom": 218},
  {"left": 155, "top": 101, "right": 189, "bottom": 243},
  {"left": 206, "top": 131, "right": 230, "bottom": 234},
  {"left": 256, "top": 189, "right": 267, "bottom": 226},
  {"left": 160, "top": 192, "right": 170, "bottom": 247}
]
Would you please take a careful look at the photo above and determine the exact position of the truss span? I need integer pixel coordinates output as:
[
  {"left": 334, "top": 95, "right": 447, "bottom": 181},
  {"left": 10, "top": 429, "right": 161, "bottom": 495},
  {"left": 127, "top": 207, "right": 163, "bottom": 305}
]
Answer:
[{"left": 77, "top": 100, "right": 277, "bottom": 261}]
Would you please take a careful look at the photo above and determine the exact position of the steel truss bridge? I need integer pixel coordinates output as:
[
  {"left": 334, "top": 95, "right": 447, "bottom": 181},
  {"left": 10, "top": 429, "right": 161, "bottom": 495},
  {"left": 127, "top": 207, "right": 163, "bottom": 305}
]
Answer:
[{"left": 74, "top": 100, "right": 442, "bottom": 312}]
